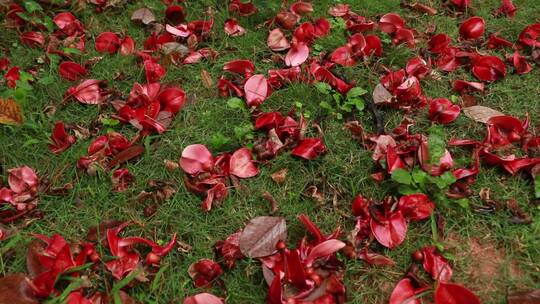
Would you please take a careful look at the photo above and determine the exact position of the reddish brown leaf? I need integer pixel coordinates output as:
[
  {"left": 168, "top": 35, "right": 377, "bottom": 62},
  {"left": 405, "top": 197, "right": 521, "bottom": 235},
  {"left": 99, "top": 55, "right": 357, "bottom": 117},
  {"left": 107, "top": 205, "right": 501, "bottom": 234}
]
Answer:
[
  {"left": 0, "top": 274, "right": 38, "bottom": 304},
  {"left": 239, "top": 216, "right": 287, "bottom": 258},
  {"left": 508, "top": 289, "right": 540, "bottom": 304},
  {"left": 200, "top": 69, "right": 213, "bottom": 88},
  {"left": 0, "top": 98, "right": 23, "bottom": 125},
  {"left": 409, "top": 3, "right": 437, "bottom": 15},
  {"left": 270, "top": 168, "right": 288, "bottom": 184}
]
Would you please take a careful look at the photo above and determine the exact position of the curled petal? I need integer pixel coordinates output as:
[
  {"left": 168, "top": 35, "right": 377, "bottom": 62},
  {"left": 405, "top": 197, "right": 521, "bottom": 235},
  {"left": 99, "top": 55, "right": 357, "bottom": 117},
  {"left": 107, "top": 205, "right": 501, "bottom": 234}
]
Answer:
[
  {"left": 370, "top": 211, "right": 407, "bottom": 249},
  {"left": 518, "top": 23, "right": 540, "bottom": 48},
  {"left": 508, "top": 50, "right": 532, "bottom": 75},
  {"left": 495, "top": 0, "right": 517, "bottom": 17},
  {"left": 459, "top": 17, "right": 485, "bottom": 40},
  {"left": 95, "top": 32, "right": 121, "bottom": 54},
  {"left": 179, "top": 144, "right": 214, "bottom": 175},
  {"left": 267, "top": 28, "right": 290, "bottom": 51},
  {"left": 49, "top": 122, "right": 76, "bottom": 154},
  {"left": 472, "top": 55, "right": 506, "bottom": 82},
  {"left": 285, "top": 42, "right": 310, "bottom": 67},
  {"left": 434, "top": 282, "right": 480, "bottom": 304},
  {"left": 291, "top": 138, "right": 326, "bottom": 160},
  {"left": 453, "top": 80, "right": 485, "bottom": 94},
  {"left": 379, "top": 13, "right": 405, "bottom": 35},
  {"left": 428, "top": 34, "right": 452, "bottom": 54},
  {"left": 224, "top": 18, "right": 246, "bottom": 37},
  {"left": 58, "top": 61, "right": 87, "bottom": 81},
  {"left": 398, "top": 194, "right": 435, "bottom": 221},
  {"left": 428, "top": 98, "right": 461, "bottom": 124}
]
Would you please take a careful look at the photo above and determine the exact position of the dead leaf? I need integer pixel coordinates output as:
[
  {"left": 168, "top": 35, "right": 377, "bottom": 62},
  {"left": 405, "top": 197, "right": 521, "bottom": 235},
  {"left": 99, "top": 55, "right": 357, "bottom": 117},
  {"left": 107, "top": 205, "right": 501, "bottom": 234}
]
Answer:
[
  {"left": 270, "top": 169, "right": 288, "bottom": 184},
  {"left": 372, "top": 84, "right": 393, "bottom": 105},
  {"left": 131, "top": 8, "right": 155, "bottom": 25},
  {"left": 460, "top": 95, "right": 477, "bottom": 107},
  {"left": 304, "top": 185, "right": 325, "bottom": 204},
  {"left": 463, "top": 106, "right": 504, "bottom": 123},
  {"left": 0, "top": 98, "right": 23, "bottom": 125},
  {"left": 409, "top": 3, "right": 437, "bottom": 15},
  {"left": 201, "top": 69, "right": 213, "bottom": 88},
  {"left": 0, "top": 274, "right": 38, "bottom": 304},
  {"left": 262, "top": 191, "right": 278, "bottom": 213},
  {"left": 239, "top": 216, "right": 287, "bottom": 258},
  {"left": 506, "top": 199, "right": 532, "bottom": 224},
  {"left": 508, "top": 289, "right": 540, "bottom": 304}
]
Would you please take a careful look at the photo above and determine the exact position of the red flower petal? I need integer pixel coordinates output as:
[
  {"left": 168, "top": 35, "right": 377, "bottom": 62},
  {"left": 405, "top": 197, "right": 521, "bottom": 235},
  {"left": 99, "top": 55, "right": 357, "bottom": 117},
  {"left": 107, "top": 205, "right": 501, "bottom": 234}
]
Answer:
[
  {"left": 428, "top": 34, "right": 452, "bottom": 53},
  {"left": 304, "top": 239, "right": 346, "bottom": 266},
  {"left": 285, "top": 42, "right": 310, "bottom": 67},
  {"left": 20, "top": 32, "right": 45, "bottom": 48},
  {"left": 459, "top": 17, "right": 485, "bottom": 40},
  {"left": 111, "top": 168, "right": 134, "bottom": 192},
  {"left": 508, "top": 50, "right": 532, "bottom": 75},
  {"left": 66, "top": 79, "right": 106, "bottom": 104},
  {"left": 8, "top": 166, "right": 38, "bottom": 194},
  {"left": 518, "top": 23, "right": 540, "bottom": 48},
  {"left": 328, "top": 4, "right": 350, "bottom": 17},
  {"left": 223, "top": 59, "right": 255, "bottom": 75},
  {"left": 276, "top": 11, "right": 299, "bottom": 29},
  {"left": 330, "top": 46, "right": 356, "bottom": 66},
  {"left": 165, "top": 5, "right": 186, "bottom": 25},
  {"left": 313, "top": 18, "right": 331, "bottom": 37},
  {"left": 58, "top": 61, "right": 88, "bottom": 81},
  {"left": 184, "top": 293, "right": 224, "bottom": 304},
  {"left": 158, "top": 87, "right": 186, "bottom": 114},
  {"left": 393, "top": 28, "right": 416, "bottom": 48},
  {"left": 398, "top": 194, "right": 435, "bottom": 221},
  {"left": 224, "top": 18, "right": 246, "bottom": 37},
  {"left": 370, "top": 211, "right": 407, "bottom": 249},
  {"left": 290, "top": 1, "right": 313, "bottom": 15},
  {"left": 421, "top": 247, "right": 453, "bottom": 282},
  {"left": 120, "top": 36, "right": 135, "bottom": 56},
  {"left": 379, "top": 13, "right": 405, "bottom": 35},
  {"left": 53, "top": 12, "right": 84, "bottom": 36},
  {"left": 389, "top": 278, "right": 426, "bottom": 304},
  {"left": 452, "top": 80, "right": 485, "bottom": 94},
  {"left": 228, "top": 0, "right": 258, "bottom": 17},
  {"left": 450, "top": 0, "right": 472, "bottom": 9},
  {"left": 144, "top": 60, "right": 166, "bottom": 83},
  {"left": 495, "top": 0, "right": 517, "bottom": 18},
  {"left": 95, "top": 32, "right": 121, "bottom": 54},
  {"left": 434, "top": 282, "right": 480, "bottom": 304},
  {"left": 49, "top": 121, "right": 76, "bottom": 154},
  {"left": 472, "top": 55, "right": 506, "bottom": 82},
  {"left": 244, "top": 74, "right": 269, "bottom": 107},
  {"left": 179, "top": 144, "right": 214, "bottom": 175},
  {"left": 291, "top": 138, "right": 326, "bottom": 160},
  {"left": 365, "top": 34, "right": 383, "bottom": 56},
  {"left": 267, "top": 28, "right": 290, "bottom": 51},
  {"left": 428, "top": 98, "right": 461, "bottom": 124},
  {"left": 4, "top": 66, "right": 20, "bottom": 88},
  {"left": 406, "top": 56, "right": 431, "bottom": 79},
  {"left": 487, "top": 34, "right": 513, "bottom": 49},
  {"left": 229, "top": 148, "right": 259, "bottom": 178}
]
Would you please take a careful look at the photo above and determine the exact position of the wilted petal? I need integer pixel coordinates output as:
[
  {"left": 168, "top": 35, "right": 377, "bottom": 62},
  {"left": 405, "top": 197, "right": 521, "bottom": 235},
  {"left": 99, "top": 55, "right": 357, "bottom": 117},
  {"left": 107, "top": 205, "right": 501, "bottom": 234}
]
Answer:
[
  {"left": 398, "top": 194, "right": 435, "bottom": 221},
  {"left": 379, "top": 13, "right": 405, "bottom": 35},
  {"left": 428, "top": 98, "right": 461, "bottom": 124},
  {"left": 224, "top": 18, "right": 246, "bottom": 37},
  {"left": 267, "top": 28, "right": 290, "bottom": 51}
]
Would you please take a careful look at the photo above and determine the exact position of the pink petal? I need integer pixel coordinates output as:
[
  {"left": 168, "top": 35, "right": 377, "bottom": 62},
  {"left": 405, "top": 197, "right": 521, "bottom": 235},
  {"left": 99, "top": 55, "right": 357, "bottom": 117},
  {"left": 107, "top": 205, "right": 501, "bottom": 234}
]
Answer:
[
  {"left": 229, "top": 148, "right": 259, "bottom": 178},
  {"left": 179, "top": 144, "right": 214, "bottom": 175},
  {"left": 244, "top": 74, "right": 268, "bottom": 107},
  {"left": 285, "top": 42, "right": 309, "bottom": 67}
]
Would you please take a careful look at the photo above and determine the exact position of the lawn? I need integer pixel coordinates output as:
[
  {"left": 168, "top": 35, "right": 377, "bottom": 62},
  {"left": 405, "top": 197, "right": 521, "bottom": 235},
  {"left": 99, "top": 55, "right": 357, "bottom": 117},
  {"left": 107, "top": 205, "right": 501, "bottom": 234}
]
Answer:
[{"left": 0, "top": 0, "right": 539, "bottom": 303}]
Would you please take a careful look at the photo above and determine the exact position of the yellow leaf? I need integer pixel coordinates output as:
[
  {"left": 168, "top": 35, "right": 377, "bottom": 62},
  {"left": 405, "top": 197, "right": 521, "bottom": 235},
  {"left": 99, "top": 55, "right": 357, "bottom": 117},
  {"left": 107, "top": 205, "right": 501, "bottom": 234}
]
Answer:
[{"left": 0, "top": 98, "right": 23, "bottom": 126}]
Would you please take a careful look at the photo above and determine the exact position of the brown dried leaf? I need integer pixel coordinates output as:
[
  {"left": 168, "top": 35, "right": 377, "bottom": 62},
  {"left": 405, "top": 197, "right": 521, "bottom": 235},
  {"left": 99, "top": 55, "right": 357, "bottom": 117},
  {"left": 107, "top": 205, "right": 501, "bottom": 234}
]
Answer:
[
  {"left": 270, "top": 169, "right": 288, "bottom": 184},
  {"left": 0, "top": 98, "right": 23, "bottom": 125},
  {"left": 201, "top": 69, "right": 213, "bottom": 88},
  {"left": 508, "top": 289, "right": 540, "bottom": 304},
  {"left": 409, "top": 3, "right": 437, "bottom": 15},
  {"left": 239, "top": 216, "right": 287, "bottom": 258},
  {"left": 372, "top": 83, "right": 393, "bottom": 105},
  {"left": 131, "top": 8, "right": 155, "bottom": 25},
  {"left": 463, "top": 106, "right": 504, "bottom": 123},
  {"left": 304, "top": 185, "right": 325, "bottom": 204},
  {"left": 0, "top": 274, "right": 38, "bottom": 304},
  {"left": 460, "top": 94, "right": 477, "bottom": 107},
  {"left": 262, "top": 191, "right": 278, "bottom": 213}
]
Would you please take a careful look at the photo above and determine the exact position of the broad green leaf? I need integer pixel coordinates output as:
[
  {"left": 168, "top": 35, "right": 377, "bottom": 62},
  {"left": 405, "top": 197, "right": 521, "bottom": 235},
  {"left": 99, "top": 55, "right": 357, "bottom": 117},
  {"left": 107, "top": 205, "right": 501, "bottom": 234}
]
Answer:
[
  {"left": 227, "top": 97, "right": 245, "bottom": 109},
  {"left": 319, "top": 101, "right": 333, "bottom": 111},
  {"left": 38, "top": 75, "right": 55, "bottom": 85},
  {"left": 391, "top": 169, "right": 413, "bottom": 185},
  {"left": 315, "top": 82, "right": 332, "bottom": 94},
  {"left": 412, "top": 169, "right": 428, "bottom": 186},
  {"left": 347, "top": 87, "right": 368, "bottom": 99},
  {"left": 398, "top": 184, "right": 420, "bottom": 195},
  {"left": 24, "top": 0, "right": 43, "bottom": 12}
]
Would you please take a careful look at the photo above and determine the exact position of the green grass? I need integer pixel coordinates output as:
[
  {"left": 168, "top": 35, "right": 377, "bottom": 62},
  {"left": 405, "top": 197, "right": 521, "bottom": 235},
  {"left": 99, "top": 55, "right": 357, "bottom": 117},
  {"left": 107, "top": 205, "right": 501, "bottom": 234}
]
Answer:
[{"left": 1, "top": 0, "right": 540, "bottom": 303}]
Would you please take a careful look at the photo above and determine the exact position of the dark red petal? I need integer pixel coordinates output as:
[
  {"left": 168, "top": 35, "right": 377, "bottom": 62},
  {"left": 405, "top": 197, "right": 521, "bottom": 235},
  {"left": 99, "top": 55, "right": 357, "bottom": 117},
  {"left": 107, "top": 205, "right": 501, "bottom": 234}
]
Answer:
[
  {"left": 421, "top": 247, "right": 453, "bottom": 282},
  {"left": 20, "top": 32, "right": 45, "bottom": 48},
  {"left": 290, "top": 1, "right": 313, "bottom": 15},
  {"left": 291, "top": 138, "right": 326, "bottom": 160},
  {"left": 95, "top": 32, "right": 121, "bottom": 54},
  {"left": 165, "top": 5, "right": 186, "bottom": 25},
  {"left": 487, "top": 34, "right": 513, "bottom": 49},
  {"left": 428, "top": 98, "right": 461, "bottom": 124},
  {"left": 452, "top": 80, "right": 485, "bottom": 94},
  {"left": 49, "top": 121, "right": 76, "bottom": 154},
  {"left": 370, "top": 211, "right": 407, "bottom": 249},
  {"left": 398, "top": 194, "right": 435, "bottom": 221},
  {"left": 428, "top": 34, "right": 452, "bottom": 53},
  {"left": 58, "top": 61, "right": 88, "bottom": 81},
  {"left": 509, "top": 50, "right": 532, "bottom": 75},
  {"left": 223, "top": 59, "right": 255, "bottom": 75},
  {"left": 120, "top": 36, "right": 135, "bottom": 56},
  {"left": 379, "top": 13, "right": 405, "bottom": 35},
  {"left": 389, "top": 278, "right": 424, "bottom": 304},
  {"left": 224, "top": 18, "right": 246, "bottom": 37},
  {"left": 434, "top": 282, "right": 480, "bottom": 304},
  {"left": 472, "top": 55, "right": 506, "bottom": 82},
  {"left": 495, "top": 0, "right": 517, "bottom": 17},
  {"left": 330, "top": 46, "right": 356, "bottom": 66},
  {"left": 459, "top": 17, "right": 485, "bottom": 40}
]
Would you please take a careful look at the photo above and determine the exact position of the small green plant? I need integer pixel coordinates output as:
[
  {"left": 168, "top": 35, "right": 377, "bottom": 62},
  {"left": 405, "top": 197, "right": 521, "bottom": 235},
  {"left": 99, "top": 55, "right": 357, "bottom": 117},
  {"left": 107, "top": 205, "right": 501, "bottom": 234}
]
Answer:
[
  {"left": 391, "top": 168, "right": 469, "bottom": 208},
  {"left": 315, "top": 82, "right": 367, "bottom": 120}
]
